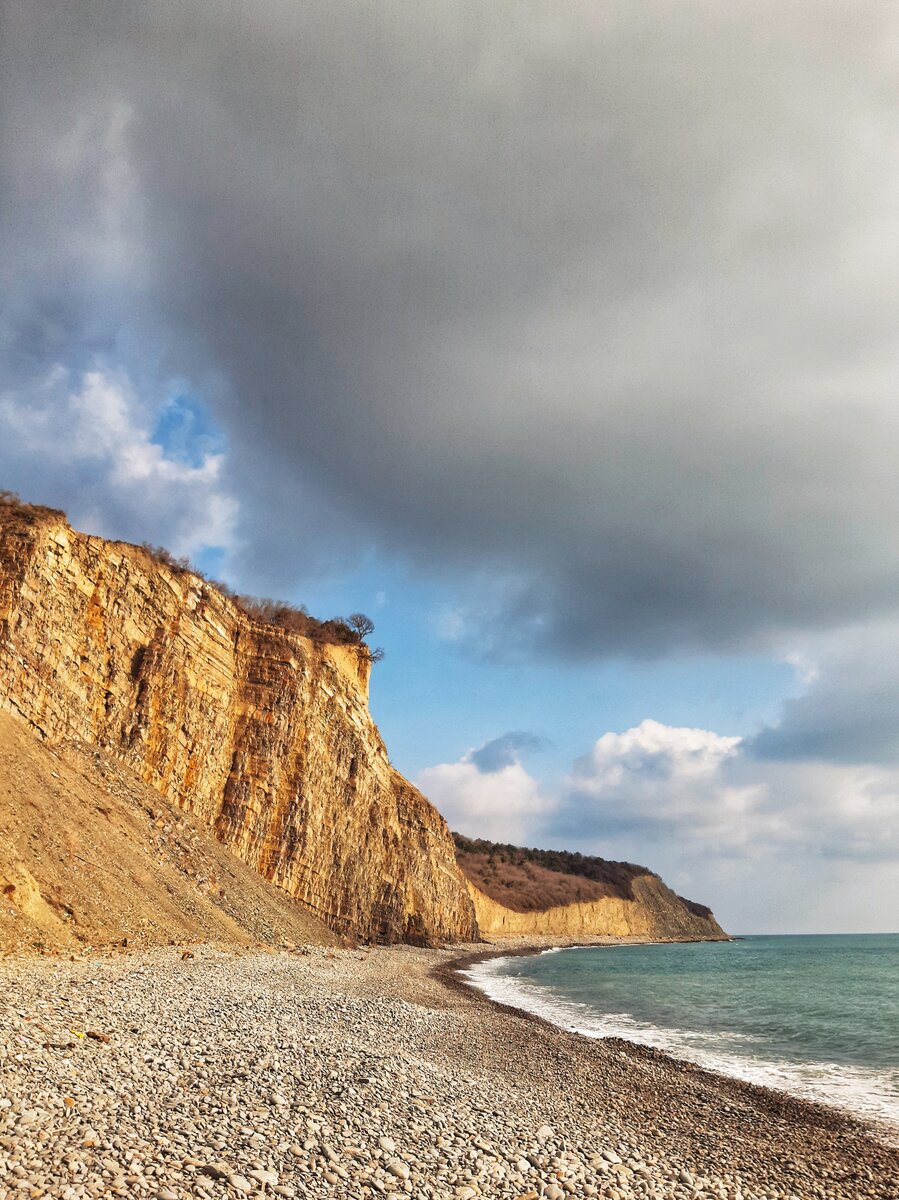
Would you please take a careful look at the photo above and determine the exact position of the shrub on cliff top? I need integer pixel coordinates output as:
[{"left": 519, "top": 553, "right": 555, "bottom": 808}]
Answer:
[
  {"left": 233, "top": 599, "right": 384, "bottom": 660},
  {"left": 140, "top": 545, "right": 386, "bottom": 658},
  {"left": 0, "top": 490, "right": 66, "bottom": 521},
  {"left": 140, "top": 542, "right": 194, "bottom": 574},
  {"left": 234, "top": 595, "right": 358, "bottom": 646},
  {"left": 1, "top": 492, "right": 384, "bottom": 660},
  {"left": 234, "top": 598, "right": 385, "bottom": 659}
]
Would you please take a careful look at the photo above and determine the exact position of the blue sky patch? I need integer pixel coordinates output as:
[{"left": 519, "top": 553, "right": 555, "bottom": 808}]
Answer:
[{"left": 152, "top": 393, "right": 227, "bottom": 468}]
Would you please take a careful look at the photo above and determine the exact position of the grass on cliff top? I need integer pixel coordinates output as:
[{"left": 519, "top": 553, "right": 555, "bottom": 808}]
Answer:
[
  {"left": 0, "top": 490, "right": 382, "bottom": 658},
  {"left": 0, "top": 489, "right": 66, "bottom": 523}
]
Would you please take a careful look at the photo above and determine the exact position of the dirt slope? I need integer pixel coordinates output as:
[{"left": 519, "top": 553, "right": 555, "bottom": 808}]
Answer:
[
  {"left": 454, "top": 840, "right": 649, "bottom": 911},
  {"left": 0, "top": 712, "right": 339, "bottom": 954}
]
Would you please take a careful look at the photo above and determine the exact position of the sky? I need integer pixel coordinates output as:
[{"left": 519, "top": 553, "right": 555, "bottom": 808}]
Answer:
[{"left": 1, "top": 1, "right": 897, "bottom": 934}]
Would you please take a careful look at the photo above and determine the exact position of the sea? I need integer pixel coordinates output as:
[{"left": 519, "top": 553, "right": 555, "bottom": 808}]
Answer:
[{"left": 464, "top": 933, "right": 899, "bottom": 1136}]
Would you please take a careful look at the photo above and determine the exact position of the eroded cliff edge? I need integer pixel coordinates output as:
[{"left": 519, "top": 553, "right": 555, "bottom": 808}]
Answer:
[{"left": 0, "top": 503, "right": 477, "bottom": 945}]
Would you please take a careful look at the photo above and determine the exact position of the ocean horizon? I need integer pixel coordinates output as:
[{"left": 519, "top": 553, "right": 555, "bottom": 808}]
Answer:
[{"left": 464, "top": 933, "right": 899, "bottom": 1138}]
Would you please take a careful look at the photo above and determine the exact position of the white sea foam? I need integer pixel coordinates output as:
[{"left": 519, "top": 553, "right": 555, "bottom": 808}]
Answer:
[{"left": 463, "top": 957, "right": 899, "bottom": 1139}]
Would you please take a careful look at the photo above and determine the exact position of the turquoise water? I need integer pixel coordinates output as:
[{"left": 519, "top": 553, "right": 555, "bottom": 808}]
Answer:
[{"left": 465, "top": 934, "right": 899, "bottom": 1132}]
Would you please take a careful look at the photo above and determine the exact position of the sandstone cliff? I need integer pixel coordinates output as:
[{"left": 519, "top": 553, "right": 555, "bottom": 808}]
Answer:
[
  {"left": 0, "top": 502, "right": 477, "bottom": 945},
  {"left": 466, "top": 879, "right": 727, "bottom": 940}
]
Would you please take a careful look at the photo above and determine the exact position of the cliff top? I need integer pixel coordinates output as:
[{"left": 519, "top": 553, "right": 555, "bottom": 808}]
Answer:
[
  {"left": 0, "top": 491, "right": 381, "bottom": 660},
  {"left": 453, "top": 833, "right": 661, "bottom": 913}
]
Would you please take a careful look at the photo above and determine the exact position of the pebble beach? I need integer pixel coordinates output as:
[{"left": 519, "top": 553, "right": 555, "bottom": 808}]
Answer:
[{"left": 1, "top": 943, "right": 896, "bottom": 1200}]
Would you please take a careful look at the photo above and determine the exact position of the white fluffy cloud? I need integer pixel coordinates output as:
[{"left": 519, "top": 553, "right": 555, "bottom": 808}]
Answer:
[
  {"left": 418, "top": 717, "right": 899, "bottom": 931},
  {"left": 566, "top": 720, "right": 761, "bottom": 853},
  {"left": 416, "top": 738, "right": 552, "bottom": 843},
  {"left": 566, "top": 719, "right": 899, "bottom": 863},
  {"left": 0, "top": 366, "right": 237, "bottom": 559}
]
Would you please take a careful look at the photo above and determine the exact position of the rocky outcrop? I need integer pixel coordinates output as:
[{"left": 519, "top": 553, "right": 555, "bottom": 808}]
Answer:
[
  {"left": 466, "top": 878, "right": 728, "bottom": 940},
  {"left": 0, "top": 504, "right": 477, "bottom": 945}
]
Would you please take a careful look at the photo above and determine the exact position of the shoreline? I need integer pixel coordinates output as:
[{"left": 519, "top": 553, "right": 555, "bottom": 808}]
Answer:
[
  {"left": 437, "top": 937, "right": 899, "bottom": 1153},
  {"left": 2, "top": 941, "right": 897, "bottom": 1200}
]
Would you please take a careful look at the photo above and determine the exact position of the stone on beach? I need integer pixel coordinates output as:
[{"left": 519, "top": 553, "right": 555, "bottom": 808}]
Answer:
[{"left": 0, "top": 941, "right": 893, "bottom": 1200}]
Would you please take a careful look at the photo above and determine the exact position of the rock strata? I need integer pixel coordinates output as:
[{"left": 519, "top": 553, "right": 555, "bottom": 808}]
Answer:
[
  {"left": 466, "top": 878, "right": 726, "bottom": 940},
  {"left": 0, "top": 504, "right": 476, "bottom": 945}
]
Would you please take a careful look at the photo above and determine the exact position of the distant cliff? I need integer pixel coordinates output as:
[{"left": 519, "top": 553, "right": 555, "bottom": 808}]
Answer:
[
  {"left": 454, "top": 836, "right": 727, "bottom": 940},
  {"left": 0, "top": 500, "right": 477, "bottom": 945}
]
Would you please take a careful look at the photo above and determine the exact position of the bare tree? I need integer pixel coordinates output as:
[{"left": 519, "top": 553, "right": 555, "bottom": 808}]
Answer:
[
  {"left": 346, "top": 612, "right": 375, "bottom": 640},
  {"left": 344, "top": 613, "right": 384, "bottom": 664}
]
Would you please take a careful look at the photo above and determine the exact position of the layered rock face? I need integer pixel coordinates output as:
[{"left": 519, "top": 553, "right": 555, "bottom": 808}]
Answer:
[
  {"left": 466, "top": 878, "right": 727, "bottom": 940},
  {"left": 0, "top": 505, "right": 477, "bottom": 944}
]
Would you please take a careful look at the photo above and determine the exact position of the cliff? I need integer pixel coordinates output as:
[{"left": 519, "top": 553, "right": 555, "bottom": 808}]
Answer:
[
  {"left": 0, "top": 710, "right": 340, "bottom": 953},
  {"left": 454, "top": 836, "right": 727, "bottom": 940},
  {"left": 466, "top": 879, "right": 726, "bottom": 939},
  {"left": 0, "top": 502, "right": 477, "bottom": 945}
]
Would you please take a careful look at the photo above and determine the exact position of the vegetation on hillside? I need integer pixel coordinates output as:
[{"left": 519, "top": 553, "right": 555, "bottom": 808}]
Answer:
[
  {"left": 453, "top": 833, "right": 654, "bottom": 912},
  {"left": 141, "top": 544, "right": 385, "bottom": 659},
  {"left": 0, "top": 489, "right": 66, "bottom": 522},
  {"left": 676, "top": 894, "right": 714, "bottom": 920}
]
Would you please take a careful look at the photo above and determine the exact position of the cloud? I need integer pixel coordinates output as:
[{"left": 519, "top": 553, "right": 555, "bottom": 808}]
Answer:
[
  {"left": 564, "top": 720, "right": 757, "bottom": 849},
  {"left": 417, "top": 716, "right": 899, "bottom": 930},
  {"left": 572, "top": 720, "right": 741, "bottom": 789},
  {"left": 563, "top": 719, "right": 899, "bottom": 865},
  {"left": 751, "top": 623, "right": 899, "bottom": 765},
  {"left": 469, "top": 731, "right": 549, "bottom": 773},
  {"left": 416, "top": 734, "right": 552, "bottom": 842},
  {"left": 432, "top": 606, "right": 468, "bottom": 645},
  {"left": 0, "top": 366, "right": 237, "bottom": 559},
  {"left": 4, "top": 3, "right": 899, "bottom": 652}
]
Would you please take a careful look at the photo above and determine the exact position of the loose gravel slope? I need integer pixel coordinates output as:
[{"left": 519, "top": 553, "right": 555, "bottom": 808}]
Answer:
[{"left": 0, "top": 713, "right": 338, "bottom": 953}]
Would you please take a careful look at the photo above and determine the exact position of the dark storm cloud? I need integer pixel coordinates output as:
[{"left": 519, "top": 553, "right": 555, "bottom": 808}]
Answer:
[
  {"left": 752, "top": 683, "right": 899, "bottom": 765},
  {"left": 3, "top": 1, "right": 899, "bottom": 654}
]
